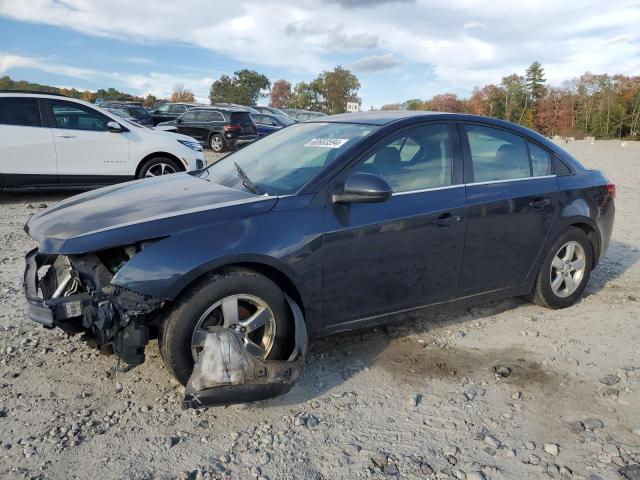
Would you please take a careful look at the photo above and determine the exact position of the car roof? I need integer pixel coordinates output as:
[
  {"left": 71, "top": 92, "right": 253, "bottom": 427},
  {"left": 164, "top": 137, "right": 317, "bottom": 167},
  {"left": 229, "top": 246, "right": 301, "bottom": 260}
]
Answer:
[{"left": 192, "top": 105, "right": 251, "bottom": 113}]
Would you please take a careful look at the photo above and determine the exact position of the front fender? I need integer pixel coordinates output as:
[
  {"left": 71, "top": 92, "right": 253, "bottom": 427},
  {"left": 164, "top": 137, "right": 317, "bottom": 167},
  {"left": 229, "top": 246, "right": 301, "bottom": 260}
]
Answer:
[{"left": 111, "top": 195, "right": 325, "bottom": 328}]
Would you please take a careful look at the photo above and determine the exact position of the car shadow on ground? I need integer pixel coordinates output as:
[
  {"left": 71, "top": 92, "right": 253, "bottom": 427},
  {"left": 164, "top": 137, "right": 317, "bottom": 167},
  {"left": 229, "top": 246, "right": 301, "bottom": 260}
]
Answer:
[{"left": 260, "top": 239, "right": 639, "bottom": 408}]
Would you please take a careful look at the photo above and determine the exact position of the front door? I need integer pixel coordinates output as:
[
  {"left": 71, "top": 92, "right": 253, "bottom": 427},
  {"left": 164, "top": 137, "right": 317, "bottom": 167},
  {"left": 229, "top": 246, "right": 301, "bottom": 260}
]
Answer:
[
  {"left": 459, "top": 123, "right": 558, "bottom": 293},
  {"left": 322, "top": 123, "right": 466, "bottom": 328},
  {"left": 44, "top": 99, "right": 130, "bottom": 184}
]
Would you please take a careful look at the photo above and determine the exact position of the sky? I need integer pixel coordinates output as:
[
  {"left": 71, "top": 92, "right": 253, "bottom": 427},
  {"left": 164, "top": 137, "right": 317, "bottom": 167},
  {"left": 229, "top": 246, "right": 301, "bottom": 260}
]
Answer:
[{"left": 0, "top": 0, "right": 639, "bottom": 109}]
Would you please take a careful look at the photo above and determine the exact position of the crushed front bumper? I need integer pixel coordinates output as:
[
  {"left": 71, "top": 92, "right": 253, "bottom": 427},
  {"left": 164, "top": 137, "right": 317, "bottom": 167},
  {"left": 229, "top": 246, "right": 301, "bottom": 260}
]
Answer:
[{"left": 23, "top": 248, "right": 90, "bottom": 328}]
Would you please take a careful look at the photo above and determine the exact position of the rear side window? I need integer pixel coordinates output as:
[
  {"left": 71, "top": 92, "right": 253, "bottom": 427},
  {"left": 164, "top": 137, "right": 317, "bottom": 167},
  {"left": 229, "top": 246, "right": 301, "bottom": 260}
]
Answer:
[
  {"left": 169, "top": 104, "right": 186, "bottom": 113},
  {"left": 528, "top": 141, "right": 552, "bottom": 176},
  {"left": 230, "top": 112, "right": 253, "bottom": 124},
  {"left": 180, "top": 111, "right": 197, "bottom": 122},
  {"left": 0, "top": 97, "right": 42, "bottom": 127},
  {"left": 196, "top": 110, "right": 224, "bottom": 122},
  {"left": 464, "top": 125, "right": 530, "bottom": 182},
  {"left": 49, "top": 100, "right": 109, "bottom": 131}
]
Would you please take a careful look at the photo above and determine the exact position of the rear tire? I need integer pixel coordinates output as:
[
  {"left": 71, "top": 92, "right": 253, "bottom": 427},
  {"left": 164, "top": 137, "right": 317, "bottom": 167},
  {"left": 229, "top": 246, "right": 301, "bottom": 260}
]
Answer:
[
  {"left": 209, "top": 134, "right": 227, "bottom": 153},
  {"left": 529, "top": 227, "right": 593, "bottom": 309},
  {"left": 137, "top": 157, "right": 182, "bottom": 179},
  {"left": 159, "top": 269, "right": 293, "bottom": 385}
]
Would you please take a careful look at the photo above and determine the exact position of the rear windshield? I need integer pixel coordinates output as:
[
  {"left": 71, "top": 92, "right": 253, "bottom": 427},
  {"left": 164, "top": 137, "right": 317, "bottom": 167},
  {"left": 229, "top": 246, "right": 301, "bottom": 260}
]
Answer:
[
  {"left": 230, "top": 112, "right": 253, "bottom": 124},
  {"left": 128, "top": 106, "right": 150, "bottom": 118}
]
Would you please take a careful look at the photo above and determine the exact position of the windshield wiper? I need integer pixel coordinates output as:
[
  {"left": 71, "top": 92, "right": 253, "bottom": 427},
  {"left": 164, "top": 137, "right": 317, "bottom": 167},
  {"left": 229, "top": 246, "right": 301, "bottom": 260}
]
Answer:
[{"left": 234, "top": 162, "right": 262, "bottom": 195}]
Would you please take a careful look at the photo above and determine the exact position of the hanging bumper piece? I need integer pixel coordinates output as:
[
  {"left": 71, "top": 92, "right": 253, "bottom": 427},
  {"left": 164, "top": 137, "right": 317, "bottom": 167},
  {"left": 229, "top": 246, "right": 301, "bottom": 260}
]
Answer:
[{"left": 182, "top": 296, "right": 307, "bottom": 409}]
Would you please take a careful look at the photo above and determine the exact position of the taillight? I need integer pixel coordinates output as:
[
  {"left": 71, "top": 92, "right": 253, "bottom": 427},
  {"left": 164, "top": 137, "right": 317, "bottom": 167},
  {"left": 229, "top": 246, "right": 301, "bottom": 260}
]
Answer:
[
  {"left": 605, "top": 183, "right": 616, "bottom": 199},
  {"left": 224, "top": 124, "right": 241, "bottom": 132}
]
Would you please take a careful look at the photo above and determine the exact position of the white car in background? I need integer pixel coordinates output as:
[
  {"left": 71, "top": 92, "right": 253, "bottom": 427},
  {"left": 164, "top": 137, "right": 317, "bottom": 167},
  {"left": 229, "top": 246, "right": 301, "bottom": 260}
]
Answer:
[{"left": 0, "top": 91, "right": 205, "bottom": 189}]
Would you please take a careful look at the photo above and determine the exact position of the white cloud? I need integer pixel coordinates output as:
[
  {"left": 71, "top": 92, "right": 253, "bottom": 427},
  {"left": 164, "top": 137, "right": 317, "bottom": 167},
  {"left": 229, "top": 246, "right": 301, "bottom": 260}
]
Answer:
[
  {"left": 0, "top": 0, "right": 638, "bottom": 103},
  {"left": 462, "top": 21, "right": 487, "bottom": 31},
  {"left": 0, "top": 53, "right": 214, "bottom": 102},
  {"left": 351, "top": 53, "right": 401, "bottom": 72}
]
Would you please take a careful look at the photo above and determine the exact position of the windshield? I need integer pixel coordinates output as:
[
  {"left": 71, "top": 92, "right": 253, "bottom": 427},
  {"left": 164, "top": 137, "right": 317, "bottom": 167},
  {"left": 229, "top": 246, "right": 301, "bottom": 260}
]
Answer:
[
  {"left": 200, "top": 122, "right": 378, "bottom": 195},
  {"left": 275, "top": 115, "right": 295, "bottom": 126}
]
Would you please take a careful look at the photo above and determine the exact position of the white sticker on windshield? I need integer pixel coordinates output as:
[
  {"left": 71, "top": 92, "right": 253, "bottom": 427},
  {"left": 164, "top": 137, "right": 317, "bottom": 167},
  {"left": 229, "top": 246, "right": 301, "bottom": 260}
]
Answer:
[{"left": 304, "top": 138, "right": 349, "bottom": 148}]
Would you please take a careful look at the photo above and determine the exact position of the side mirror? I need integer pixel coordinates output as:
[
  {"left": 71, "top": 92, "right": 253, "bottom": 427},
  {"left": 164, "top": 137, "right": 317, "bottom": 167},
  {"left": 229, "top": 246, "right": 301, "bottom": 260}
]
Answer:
[
  {"left": 107, "top": 121, "right": 123, "bottom": 133},
  {"left": 331, "top": 172, "right": 392, "bottom": 204},
  {"left": 176, "top": 118, "right": 183, "bottom": 123}
]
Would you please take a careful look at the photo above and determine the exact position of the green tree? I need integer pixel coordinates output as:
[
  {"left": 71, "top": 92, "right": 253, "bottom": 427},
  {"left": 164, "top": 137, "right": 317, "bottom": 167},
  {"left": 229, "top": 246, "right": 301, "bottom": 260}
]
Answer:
[
  {"left": 318, "top": 66, "right": 361, "bottom": 114},
  {"left": 290, "top": 81, "right": 322, "bottom": 110},
  {"left": 525, "top": 61, "right": 546, "bottom": 103},
  {"left": 209, "top": 69, "right": 270, "bottom": 106},
  {"left": 403, "top": 99, "right": 423, "bottom": 110}
]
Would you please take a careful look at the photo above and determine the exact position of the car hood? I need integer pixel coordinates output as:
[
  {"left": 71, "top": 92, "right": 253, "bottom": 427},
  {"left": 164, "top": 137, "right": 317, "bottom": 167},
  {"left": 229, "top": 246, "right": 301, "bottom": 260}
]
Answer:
[{"left": 25, "top": 174, "right": 276, "bottom": 254}]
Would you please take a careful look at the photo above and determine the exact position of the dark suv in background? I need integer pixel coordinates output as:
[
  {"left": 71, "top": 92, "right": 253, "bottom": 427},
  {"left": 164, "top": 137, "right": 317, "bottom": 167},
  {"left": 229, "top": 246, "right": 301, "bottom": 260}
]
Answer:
[
  {"left": 149, "top": 102, "right": 199, "bottom": 126},
  {"left": 99, "top": 101, "right": 153, "bottom": 126},
  {"left": 158, "top": 106, "right": 258, "bottom": 152}
]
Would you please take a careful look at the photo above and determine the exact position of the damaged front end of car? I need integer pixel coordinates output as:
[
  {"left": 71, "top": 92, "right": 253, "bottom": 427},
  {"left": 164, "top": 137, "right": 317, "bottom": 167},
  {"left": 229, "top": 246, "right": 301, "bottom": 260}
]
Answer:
[
  {"left": 24, "top": 245, "right": 163, "bottom": 366},
  {"left": 25, "top": 246, "right": 309, "bottom": 408}
]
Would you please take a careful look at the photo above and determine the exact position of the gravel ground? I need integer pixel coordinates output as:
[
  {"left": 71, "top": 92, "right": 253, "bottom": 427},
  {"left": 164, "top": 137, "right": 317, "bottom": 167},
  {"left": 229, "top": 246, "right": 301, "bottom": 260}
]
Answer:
[{"left": 1, "top": 140, "right": 639, "bottom": 480}]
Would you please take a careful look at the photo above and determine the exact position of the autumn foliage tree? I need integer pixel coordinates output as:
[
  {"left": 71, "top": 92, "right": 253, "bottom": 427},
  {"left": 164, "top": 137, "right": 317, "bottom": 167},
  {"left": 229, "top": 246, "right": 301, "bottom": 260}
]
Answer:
[
  {"left": 395, "top": 61, "right": 640, "bottom": 139},
  {"left": 170, "top": 84, "right": 195, "bottom": 102},
  {"left": 269, "top": 79, "right": 293, "bottom": 108}
]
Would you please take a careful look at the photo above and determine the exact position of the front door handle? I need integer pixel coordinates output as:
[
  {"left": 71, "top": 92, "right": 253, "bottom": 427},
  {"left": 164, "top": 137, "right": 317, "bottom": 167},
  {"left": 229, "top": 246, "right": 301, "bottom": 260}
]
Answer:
[
  {"left": 56, "top": 134, "right": 76, "bottom": 139},
  {"left": 529, "top": 198, "right": 551, "bottom": 210},
  {"left": 432, "top": 212, "right": 461, "bottom": 227}
]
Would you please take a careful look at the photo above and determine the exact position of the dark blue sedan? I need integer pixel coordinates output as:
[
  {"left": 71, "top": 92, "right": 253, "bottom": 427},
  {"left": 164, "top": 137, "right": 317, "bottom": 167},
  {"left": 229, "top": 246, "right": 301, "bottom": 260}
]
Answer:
[
  {"left": 252, "top": 112, "right": 295, "bottom": 137},
  {"left": 23, "top": 111, "right": 615, "bottom": 408}
]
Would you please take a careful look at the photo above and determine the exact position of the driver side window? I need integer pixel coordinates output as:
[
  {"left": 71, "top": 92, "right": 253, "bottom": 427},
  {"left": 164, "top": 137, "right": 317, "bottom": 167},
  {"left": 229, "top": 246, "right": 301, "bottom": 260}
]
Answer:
[{"left": 353, "top": 124, "right": 453, "bottom": 193}]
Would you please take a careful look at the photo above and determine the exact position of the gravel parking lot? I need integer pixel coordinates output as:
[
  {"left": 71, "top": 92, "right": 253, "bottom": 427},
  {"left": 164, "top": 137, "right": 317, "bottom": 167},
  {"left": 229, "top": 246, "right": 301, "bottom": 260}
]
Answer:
[{"left": 1, "top": 140, "right": 639, "bottom": 480}]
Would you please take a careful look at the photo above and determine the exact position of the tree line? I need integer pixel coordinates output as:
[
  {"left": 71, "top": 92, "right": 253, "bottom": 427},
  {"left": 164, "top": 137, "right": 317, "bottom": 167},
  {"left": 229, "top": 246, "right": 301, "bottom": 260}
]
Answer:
[
  {"left": 209, "top": 66, "right": 361, "bottom": 114},
  {"left": 4, "top": 61, "right": 639, "bottom": 138},
  {"left": 383, "top": 62, "right": 640, "bottom": 140}
]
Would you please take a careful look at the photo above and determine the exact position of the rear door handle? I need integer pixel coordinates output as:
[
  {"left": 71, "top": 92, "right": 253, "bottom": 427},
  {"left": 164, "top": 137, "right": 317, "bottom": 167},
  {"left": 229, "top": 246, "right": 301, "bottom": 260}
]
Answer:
[
  {"left": 432, "top": 212, "right": 461, "bottom": 227},
  {"left": 56, "top": 134, "right": 76, "bottom": 138},
  {"left": 529, "top": 198, "right": 551, "bottom": 210}
]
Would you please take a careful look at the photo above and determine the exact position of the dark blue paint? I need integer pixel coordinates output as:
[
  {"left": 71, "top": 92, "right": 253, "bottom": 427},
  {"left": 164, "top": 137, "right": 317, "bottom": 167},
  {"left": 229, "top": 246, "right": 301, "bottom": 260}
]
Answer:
[{"left": 25, "top": 112, "right": 615, "bottom": 337}]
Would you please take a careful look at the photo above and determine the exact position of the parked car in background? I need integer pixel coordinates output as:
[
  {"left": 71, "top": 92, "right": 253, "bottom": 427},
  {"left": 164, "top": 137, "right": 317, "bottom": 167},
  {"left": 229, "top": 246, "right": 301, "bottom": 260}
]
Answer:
[
  {"left": 0, "top": 91, "right": 205, "bottom": 188},
  {"left": 212, "top": 103, "right": 260, "bottom": 115},
  {"left": 22, "top": 111, "right": 614, "bottom": 407},
  {"left": 99, "top": 101, "right": 153, "bottom": 126},
  {"left": 284, "top": 109, "right": 327, "bottom": 121},
  {"left": 253, "top": 112, "right": 295, "bottom": 137},
  {"left": 158, "top": 106, "right": 258, "bottom": 152},
  {"left": 148, "top": 102, "right": 199, "bottom": 125},
  {"left": 253, "top": 106, "right": 288, "bottom": 116}
]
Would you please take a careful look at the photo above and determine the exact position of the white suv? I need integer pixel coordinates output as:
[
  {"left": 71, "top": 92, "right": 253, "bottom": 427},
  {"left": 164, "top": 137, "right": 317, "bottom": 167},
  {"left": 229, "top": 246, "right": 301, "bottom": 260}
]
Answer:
[{"left": 0, "top": 91, "right": 205, "bottom": 189}]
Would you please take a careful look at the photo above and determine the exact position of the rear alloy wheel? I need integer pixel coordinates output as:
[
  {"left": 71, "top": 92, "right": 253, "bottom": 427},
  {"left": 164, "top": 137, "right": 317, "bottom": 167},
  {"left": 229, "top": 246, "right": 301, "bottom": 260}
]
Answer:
[
  {"left": 209, "top": 134, "right": 226, "bottom": 153},
  {"left": 138, "top": 157, "right": 182, "bottom": 179},
  {"left": 529, "top": 227, "right": 593, "bottom": 309}
]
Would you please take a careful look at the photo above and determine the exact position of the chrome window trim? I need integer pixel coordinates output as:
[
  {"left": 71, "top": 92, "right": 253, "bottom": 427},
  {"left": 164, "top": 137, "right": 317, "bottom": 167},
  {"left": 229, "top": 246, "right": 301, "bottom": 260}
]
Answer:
[
  {"left": 392, "top": 184, "right": 463, "bottom": 196},
  {"left": 466, "top": 174, "right": 556, "bottom": 187},
  {"left": 389, "top": 174, "right": 556, "bottom": 196}
]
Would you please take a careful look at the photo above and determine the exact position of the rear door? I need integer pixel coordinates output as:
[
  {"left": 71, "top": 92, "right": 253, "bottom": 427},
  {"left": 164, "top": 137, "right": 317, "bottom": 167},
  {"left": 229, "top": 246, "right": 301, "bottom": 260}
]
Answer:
[
  {"left": 43, "top": 99, "right": 130, "bottom": 184},
  {"left": 0, "top": 96, "right": 57, "bottom": 187},
  {"left": 193, "top": 110, "right": 225, "bottom": 142},
  {"left": 322, "top": 123, "right": 466, "bottom": 327},
  {"left": 459, "top": 123, "right": 558, "bottom": 293}
]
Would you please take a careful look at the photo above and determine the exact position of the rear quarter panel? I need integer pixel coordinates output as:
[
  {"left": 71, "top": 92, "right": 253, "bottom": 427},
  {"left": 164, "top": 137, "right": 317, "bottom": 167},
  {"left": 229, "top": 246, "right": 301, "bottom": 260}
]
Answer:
[{"left": 555, "top": 169, "right": 614, "bottom": 263}]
